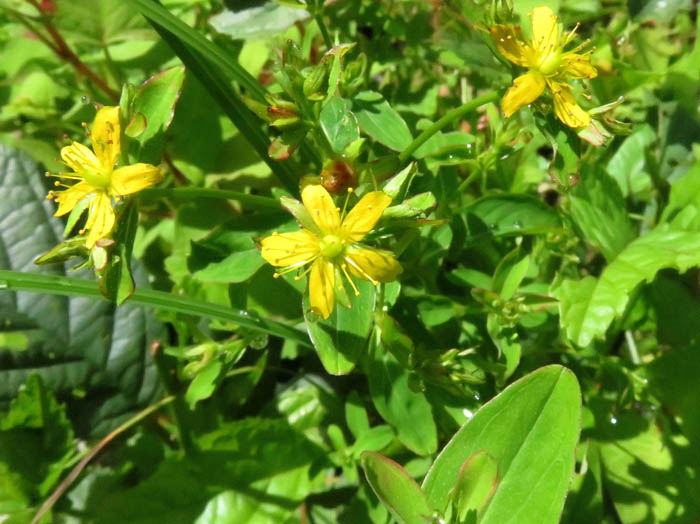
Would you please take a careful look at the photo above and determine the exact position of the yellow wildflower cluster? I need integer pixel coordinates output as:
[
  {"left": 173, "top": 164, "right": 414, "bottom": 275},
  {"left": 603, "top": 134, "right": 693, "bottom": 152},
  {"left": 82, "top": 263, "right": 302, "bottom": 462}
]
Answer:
[
  {"left": 490, "top": 6, "right": 597, "bottom": 128},
  {"left": 47, "top": 106, "right": 162, "bottom": 248},
  {"left": 261, "top": 185, "right": 402, "bottom": 319}
]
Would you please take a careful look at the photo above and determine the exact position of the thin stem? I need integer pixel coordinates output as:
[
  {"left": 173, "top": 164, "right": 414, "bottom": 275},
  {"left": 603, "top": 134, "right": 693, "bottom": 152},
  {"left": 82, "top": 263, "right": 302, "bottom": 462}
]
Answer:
[
  {"left": 313, "top": 11, "right": 333, "bottom": 49},
  {"left": 30, "top": 395, "right": 175, "bottom": 524},
  {"left": 0, "top": 271, "right": 311, "bottom": 347},
  {"left": 140, "top": 187, "right": 282, "bottom": 210},
  {"left": 151, "top": 342, "right": 194, "bottom": 454},
  {"left": 24, "top": 0, "right": 119, "bottom": 101},
  {"left": 398, "top": 91, "right": 500, "bottom": 163}
]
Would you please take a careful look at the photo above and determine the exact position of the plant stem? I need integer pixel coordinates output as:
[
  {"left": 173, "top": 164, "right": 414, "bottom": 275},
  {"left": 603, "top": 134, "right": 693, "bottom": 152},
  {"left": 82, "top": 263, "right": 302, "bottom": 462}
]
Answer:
[
  {"left": 314, "top": 11, "right": 333, "bottom": 49},
  {"left": 0, "top": 271, "right": 311, "bottom": 347},
  {"left": 151, "top": 342, "right": 194, "bottom": 454},
  {"left": 398, "top": 91, "right": 500, "bottom": 163},
  {"left": 30, "top": 395, "right": 175, "bottom": 524},
  {"left": 24, "top": 0, "right": 119, "bottom": 101},
  {"left": 140, "top": 187, "right": 283, "bottom": 210}
]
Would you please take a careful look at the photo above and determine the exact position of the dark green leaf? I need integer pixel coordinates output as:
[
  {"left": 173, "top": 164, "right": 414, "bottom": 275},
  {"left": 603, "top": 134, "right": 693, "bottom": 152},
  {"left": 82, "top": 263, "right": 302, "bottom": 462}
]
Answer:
[{"left": 0, "top": 145, "right": 163, "bottom": 437}]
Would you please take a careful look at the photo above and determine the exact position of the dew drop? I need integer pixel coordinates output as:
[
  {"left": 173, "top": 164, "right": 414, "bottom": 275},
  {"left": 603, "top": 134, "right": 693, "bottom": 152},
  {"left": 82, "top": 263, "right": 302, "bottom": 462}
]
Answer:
[{"left": 610, "top": 416, "right": 618, "bottom": 425}]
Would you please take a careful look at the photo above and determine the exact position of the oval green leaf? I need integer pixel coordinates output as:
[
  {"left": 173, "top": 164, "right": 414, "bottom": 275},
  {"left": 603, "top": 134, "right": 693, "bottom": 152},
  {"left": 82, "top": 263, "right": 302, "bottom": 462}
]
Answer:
[
  {"left": 351, "top": 91, "right": 413, "bottom": 151},
  {"left": 303, "top": 279, "right": 375, "bottom": 375},
  {"left": 422, "top": 365, "right": 581, "bottom": 524},
  {"left": 360, "top": 451, "right": 432, "bottom": 524}
]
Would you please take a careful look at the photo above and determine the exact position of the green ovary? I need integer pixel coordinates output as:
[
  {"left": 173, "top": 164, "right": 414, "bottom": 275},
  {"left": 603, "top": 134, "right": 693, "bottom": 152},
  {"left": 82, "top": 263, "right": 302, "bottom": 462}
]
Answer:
[
  {"left": 538, "top": 51, "right": 562, "bottom": 76},
  {"left": 319, "top": 235, "right": 345, "bottom": 259},
  {"left": 81, "top": 167, "right": 111, "bottom": 189}
]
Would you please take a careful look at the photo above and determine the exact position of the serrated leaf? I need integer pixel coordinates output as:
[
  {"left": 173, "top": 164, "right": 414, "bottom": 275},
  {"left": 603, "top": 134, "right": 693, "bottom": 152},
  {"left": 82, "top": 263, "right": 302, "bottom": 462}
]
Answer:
[
  {"left": 0, "top": 145, "right": 163, "bottom": 437},
  {"left": 351, "top": 91, "right": 413, "bottom": 151},
  {"left": 422, "top": 365, "right": 581, "bottom": 524},
  {"left": 553, "top": 227, "right": 700, "bottom": 347}
]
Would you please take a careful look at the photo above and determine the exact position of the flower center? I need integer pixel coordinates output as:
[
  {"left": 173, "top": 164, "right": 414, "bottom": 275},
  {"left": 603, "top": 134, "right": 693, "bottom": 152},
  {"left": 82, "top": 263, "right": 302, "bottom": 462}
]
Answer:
[
  {"left": 538, "top": 50, "right": 562, "bottom": 76},
  {"left": 81, "top": 167, "right": 111, "bottom": 189},
  {"left": 319, "top": 234, "right": 344, "bottom": 259}
]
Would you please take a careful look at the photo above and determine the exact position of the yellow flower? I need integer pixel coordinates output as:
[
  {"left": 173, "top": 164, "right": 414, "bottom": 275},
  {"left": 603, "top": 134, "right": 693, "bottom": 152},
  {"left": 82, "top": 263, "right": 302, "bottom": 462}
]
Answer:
[
  {"left": 48, "top": 106, "right": 163, "bottom": 248},
  {"left": 490, "top": 6, "right": 597, "bottom": 128},
  {"left": 261, "top": 184, "right": 402, "bottom": 319}
]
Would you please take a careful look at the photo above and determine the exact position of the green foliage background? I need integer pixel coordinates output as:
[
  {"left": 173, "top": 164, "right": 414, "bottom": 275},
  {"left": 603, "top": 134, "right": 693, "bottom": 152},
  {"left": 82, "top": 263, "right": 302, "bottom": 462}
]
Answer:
[{"left": 1, "top": 0, "right": 700, "bottom": 522}]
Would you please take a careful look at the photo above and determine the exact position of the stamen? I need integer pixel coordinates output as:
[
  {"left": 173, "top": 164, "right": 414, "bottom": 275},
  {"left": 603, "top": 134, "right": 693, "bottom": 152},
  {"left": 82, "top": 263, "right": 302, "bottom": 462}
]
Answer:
[
  {"left": 339, "top": 187, "right": 353, "bottom": 222},
  {"left": 344, "top": 256, "right": 378, "bottom": 286},
  {"left": 340, "top": 263, "right": 361, "bottom": 296},
  {"left": 294, "top": 264, "right": 314, "bottom": 281}
]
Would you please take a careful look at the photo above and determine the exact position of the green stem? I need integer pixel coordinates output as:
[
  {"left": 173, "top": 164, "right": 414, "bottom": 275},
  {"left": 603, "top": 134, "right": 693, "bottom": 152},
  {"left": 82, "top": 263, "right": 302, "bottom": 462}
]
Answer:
[
  {"left": 31, "top": 395, "right": 175, "bottom": 524},
  {"left": 140, "top": 187, "right": 282, "bottom": 210},
  {"left": 0, "top": 271, "right": 311, "bottom": 347},
  {"left": 151, "top": 344, "right": 195, "bottom": 454},
  {"left": 313, "top": 11, "right": 333, "bottom": 49},
  {"left": 398, "top": 91, "right": 500, "bottom": 163}
]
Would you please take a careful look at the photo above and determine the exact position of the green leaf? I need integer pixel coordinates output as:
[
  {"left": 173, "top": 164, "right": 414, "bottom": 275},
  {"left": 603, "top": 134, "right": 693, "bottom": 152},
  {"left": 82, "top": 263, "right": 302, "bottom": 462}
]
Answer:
[
  {"left": 128, "top": 66, "right": 186, "bottom": 164},
  {"left": 185, "top": 359, "right": 223, "bottom": 409},
  {"left": 320, "top": 95, "right": 360, "bottom": 153},
  {"left": 593, "top": 406, "right": 700, "bottom": 524},
  {"left": 360, "top": 451, "right": 432, "bottom": 524},
  {"left": 422, "top": 365, "right": 581, "bottom": 523},
  {"left": 125, "top": 0, "right": 300, "bottom": 194},
  {"left": 660, "top": 159, "right": 700, "bottom": 230},
  {"left": 553, "top": 227, "right": 700, "bottom": 347},
  {"left": 451, "top": 450, "right": 499, "bottom": 522},
  {"left": 368, "top": 334, "right": 437, "bottom": 455},
  {"left": 98, "top": 200, "right": 139, "bottom": 304},
  {"left": 0, "top": 374, "right": 74, "bottom": 497},
  {"left": 0, "top": 145, "right": 163, "bottom": 437},
  {"left": 209, "top": 2, "right": 309, "bottom": 40},
  {"left": 487, "top": 314, "right": 521, "bottom": 383},
  {"left": 463, "top": 195, "right": 562, "bottom": 242},
  {"left": 569, "top": 166, "right": 636, "bottom": 261},
  {"left": 303, "top": 279, "right": 375, "bottom": 375},
  {"left": 606, "top": 125, "right": 655, "bottom": 197},
  {"left": 351, "top": 91, "right": 413, "bottom": 151},
  {"left": 188, "top": 213, "right": 290, "bottom": 284},
  {"left": 492, "top": 251, "right": 530, "bottom": 300},
  {"left": 92, "top": 418, "right": 325, "bottom": 524}
]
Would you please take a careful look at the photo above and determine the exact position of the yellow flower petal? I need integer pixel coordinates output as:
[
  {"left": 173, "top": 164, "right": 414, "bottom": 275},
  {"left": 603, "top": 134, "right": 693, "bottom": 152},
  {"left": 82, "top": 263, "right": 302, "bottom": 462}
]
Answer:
[
  {"left": 261, "top": 231, "right": 319, "bottom": 267},
  {"left": 301, "top": 185, "right": 340, "bottom": 234},
  {"left": 531, "top": 6, "right": 559, "bottom": 57},
  {"left": 345, "top": 246, "right": 402, "bottom": 284},
  {"left": 91, "top": 106, "right": 121, "bottom": 169},
  {"left": 309, "top": 258, "right": 335, "bottom": 319},
  {"left": 61, "top": 142, "right": 101, "bottom": 174},
  {"left": 54, "top": 181, "right": 93, "bottom": 217},
  {"left": 561, "top": 54, "right": 597, "bottom": 79},
  {"left": 550, "top": 82, "right": 591, "bottom": 128},
  {"left": 111, "top": 164, "right": 163, "bottom": 196},
  {"left": 502, "top": 72, "right": 546, "bottom": 117},
  {"left": 84, "top": 192, "right": 115, "bottom": 248},
  {"left": 489, "top": 25, "right": 531, "bottom": 67},
  {"left": 341, "top": 191, "right": 391, "bottom": 242}
]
